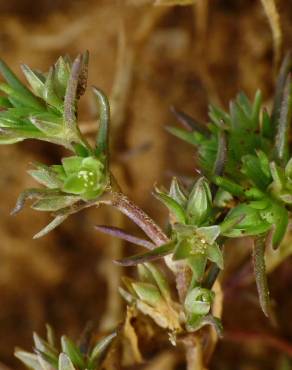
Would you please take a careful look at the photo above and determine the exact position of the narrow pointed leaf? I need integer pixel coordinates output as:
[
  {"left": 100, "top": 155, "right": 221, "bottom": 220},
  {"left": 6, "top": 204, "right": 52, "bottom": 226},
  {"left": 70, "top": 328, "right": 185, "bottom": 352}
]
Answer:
[
  {"left": 95, "top": 225, "right": 155, "bottom": 250},
  {"left": 252, "top": 237, "right": 270, "bottom": 317},
  {"left": 144, "top": 262, "right": 171, "bottom": 301},
  {"left": 170, "top": 106, "right": 209, "bottom": 135},
  {"left": 61, "top": 336, "right": 85, "bottom": 369},
  {"left": 15, "top": 350, "right": 41, "bottom": 370},
  {"left": 21, "top": 64, "right": 44, "bottom": 97},
  {"left": 275, "top": 74, "right": 292, "bottom": 164},
  {"left": 114, "top": 242, "right": 174, "bottom": 266},
  {"left": 88, "top": 332, "right": 116, "bottom": 369},
  {"left": 58, "top": 353, "right": 76, "bottom": 370},
  {"left": 33, "top": 215, "right": 68, "bottom": 239},
  {"left": 93, "top": 87, "right": 110, "bottom": 157}
]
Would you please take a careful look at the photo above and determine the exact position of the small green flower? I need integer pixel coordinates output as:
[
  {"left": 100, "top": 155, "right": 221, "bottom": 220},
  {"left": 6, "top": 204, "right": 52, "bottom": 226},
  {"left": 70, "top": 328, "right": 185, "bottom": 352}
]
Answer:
[{"left": 56, "top": 156, "right": 106, "bottom": 200}]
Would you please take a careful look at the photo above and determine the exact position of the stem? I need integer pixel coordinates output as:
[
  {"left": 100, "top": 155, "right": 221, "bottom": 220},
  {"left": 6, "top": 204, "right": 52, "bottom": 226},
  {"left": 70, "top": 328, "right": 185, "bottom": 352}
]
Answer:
[
  {"left": 101, "top": 191, "right": 169, "bottom": 247},
  {"left": 183, "top": 335, "right": 205, "bottom": 370}
]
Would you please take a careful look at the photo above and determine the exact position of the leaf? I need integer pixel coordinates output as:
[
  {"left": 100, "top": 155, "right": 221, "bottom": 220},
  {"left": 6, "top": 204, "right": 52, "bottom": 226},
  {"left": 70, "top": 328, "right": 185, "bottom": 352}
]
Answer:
[
  {"left": 275, "top": 74, "right": 292, "bottom": 164},
  {"left": 15, "top": 350, "right": 41, "bottom": 370},
  {"left": 64, "top": 54, "right": 81, "bottom": 130},
  {"left": 32, "top": 195, "right": 78, "bottom": 212},
  {"left": 212, "top": 176, "right": 245, "bottom": 197},
  {"left": 93, "top": 87, "right": 110, "bottom": 158},
  {"left": 21, "top": 64, "right": 45, "bottom": 97},
  {"left": 169, "top": 177, "right": 187, "bottom": 207},
  {"left": 154, "top": 188, "right": 186, "bottom": 224},
  {"left": 58, "top": 353, "right": 76, "bottom": 370},
  {"left": 170, "top": 106, "right": 209, "bottom": 135},
  {"left": 132, "top": 282, "right": 161, "bottom": 307},
  {"left": 88, "top": 332, "right": 117, "bottom": 369},
  {"left": 11, "top": 188, "right": 57, "bottom": 215},
  {"left": 54, "top": 57, "right": 71, "bottom": 98},
  {"left": 95, "top": 225, "right": 155, "bottom": 249},
  {"left": 28, "top": 167, "right": 60, "bottom": 188},
  {"left": 43, "top": 67, "right": 63, "bottom": 110},
  {"left": 144, "top": 262, "right": 171, "bottom": 302},
  {"left": 0, "top": 83, "right": 43, "bottom": 110},
  {"left": 33, "top": 214, "right": 68, "bottom": 239},
  {"left": 0, "top": 59, "right": 41, "bottom": 104},
  {"left": 166, "top": 126, "right": 198, "bottom": 146},
  {"left": 251, "top": 90, "right": 262, "bottom": 127},
  {"left": 45, "top": 324, "right": 56, "bottom": 348},
  {"left": 114, "top": 242, "right": 174, "bottom": 266},
  {"left": 252, "top": 237, "right": 270, "bottom": 317},
  {"left": 61, "top": 336, "right": 85, "bottom": 369}
]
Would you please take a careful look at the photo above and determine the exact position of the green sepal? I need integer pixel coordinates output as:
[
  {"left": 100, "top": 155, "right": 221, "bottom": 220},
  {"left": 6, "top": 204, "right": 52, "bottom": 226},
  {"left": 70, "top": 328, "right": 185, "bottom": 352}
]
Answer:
[
  {"left": 187, "top": 254, "right": 207, "bottom": 281},
  {"left": 154, "top": 187, "right": 186, "bottom": 224}
]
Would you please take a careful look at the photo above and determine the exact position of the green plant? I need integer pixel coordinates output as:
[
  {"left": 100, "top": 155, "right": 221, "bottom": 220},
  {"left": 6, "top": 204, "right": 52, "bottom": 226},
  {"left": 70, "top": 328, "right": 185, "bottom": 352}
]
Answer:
[{"left": 1, "top": 52, "right": 292, "bottom": 369}]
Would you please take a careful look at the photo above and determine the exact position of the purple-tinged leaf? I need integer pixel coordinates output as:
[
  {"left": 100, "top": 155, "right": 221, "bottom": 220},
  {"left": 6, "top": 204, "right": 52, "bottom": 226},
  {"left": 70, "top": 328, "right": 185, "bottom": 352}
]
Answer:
[{"left": 95, "top": 225, "right": 155, "bottom": 250}]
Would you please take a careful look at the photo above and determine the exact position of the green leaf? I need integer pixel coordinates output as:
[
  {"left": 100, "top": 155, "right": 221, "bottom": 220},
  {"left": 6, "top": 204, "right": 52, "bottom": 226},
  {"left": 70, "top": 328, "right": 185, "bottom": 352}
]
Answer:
[
  {"left": 88, "top": 332, "right": 116, "bottom": 369},
  {"left": 114, "top": 242, "right": 174, "bottom": 266},
  {"left": 21, "top": 64, "right": 45, "bottom": 97},
  {"left": 28, "top": 167, "right": 60, "bottom": 188},
  {"left": 275, "top": 74, "right": 292, "bottom": 164},
  {"left": 154, "top": 188, "right": 186, "bottom": 224},
  {"left": 15, "top": 350, "right": 41, "bottom": 370},
  {"left": 43, "top": 67, "right": 63, "bottom": 110},
  {"left": 251, "top": 90, "right": 262, "bottom": 127},
  {"left": 144, "top": 262, "right": 171, "bottom": 301},
  {"left": 252, "top": 237, "right": 270, "bottom": 317},
  {"left": 166, "top": 126, "right": 198, "bottom": 146},
  {"left": 54, "top": 57, "right": 71, "bottom": 98},
  {"left": 0, "top": 83, "right": 43, "bottom": 110},
  {"left": 212, "top": 176, "right": 245, "bottom": 197},
  {"left": 32, "top": 195, "right": 77, "bottom": 212},
  {"left": 93, "top": 87, "right": 110, "bottom": 157},
  {"left": 132, "top": 282, "right": 162, "bottom": 307},
  {"left": 58, "top": 353, "right": 76, "bottom": 370},
  {"left": 169, "top": 177, "right": 187, "bottom": 207},
  {"left": 0, "top": 59, "right": 41, "bottom": 103},
  {"left": 61, "top": 336, "right": 85, "bottom": 369},
  {"left": 33, "top": 215, "right": 68, "bottom": 239}
]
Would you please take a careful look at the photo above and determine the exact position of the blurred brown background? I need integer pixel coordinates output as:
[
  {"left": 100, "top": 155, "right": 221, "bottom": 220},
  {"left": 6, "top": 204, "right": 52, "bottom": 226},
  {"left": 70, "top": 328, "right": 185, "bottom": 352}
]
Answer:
[{"left": 1, "top": 0, "right": 292, "bottom": 369}]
